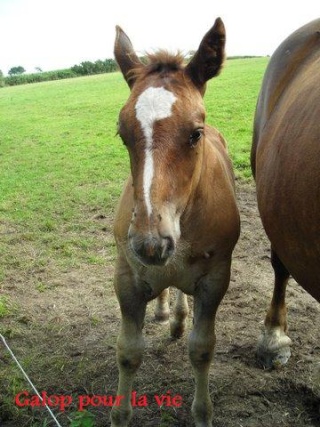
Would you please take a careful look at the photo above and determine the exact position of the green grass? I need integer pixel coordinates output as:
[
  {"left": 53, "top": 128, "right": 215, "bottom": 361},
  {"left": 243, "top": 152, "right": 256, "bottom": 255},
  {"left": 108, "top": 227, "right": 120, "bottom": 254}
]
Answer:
[
  {"left": 0, "top": 296, "right": 10, "bottom": 317},
  {"left": 0, "top": 72, "right": 128, "bottom": 225},
  {"left": 0, "top": 58, "right": 267, "bottom": 225},
  {"left": 0, "top": 72, "right": 128, "bottom": 275},
  {"left": 206, "top": 57, "right": 267, "bottom": 177},
  {"left": 0, "top": 58, "right": 268, "bottom": 273}
]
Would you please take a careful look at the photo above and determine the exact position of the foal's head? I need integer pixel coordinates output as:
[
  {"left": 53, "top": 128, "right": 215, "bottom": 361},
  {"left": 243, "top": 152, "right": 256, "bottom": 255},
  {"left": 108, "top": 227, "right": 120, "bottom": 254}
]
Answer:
[{"left": 114, "top": 19, "right": 225, "bottom": 267}]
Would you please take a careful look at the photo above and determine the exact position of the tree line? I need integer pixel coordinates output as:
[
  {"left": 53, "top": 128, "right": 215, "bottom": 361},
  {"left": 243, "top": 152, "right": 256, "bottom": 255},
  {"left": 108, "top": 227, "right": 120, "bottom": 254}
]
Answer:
[
  {"left": 0, "top": 58, "right": 118, "bottom": 87},
  {"left": 0, "top": 55, "right": 265, "bottom": 88}
]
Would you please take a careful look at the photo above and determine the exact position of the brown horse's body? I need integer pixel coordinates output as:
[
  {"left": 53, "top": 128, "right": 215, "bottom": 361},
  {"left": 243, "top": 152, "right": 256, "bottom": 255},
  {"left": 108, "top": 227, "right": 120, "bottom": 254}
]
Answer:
[
  {"left": 251, "top": 19, "right": 320, "bottom": 367},
  {"left": 111, "top": 19, "right": 240, "bottom": 427}
]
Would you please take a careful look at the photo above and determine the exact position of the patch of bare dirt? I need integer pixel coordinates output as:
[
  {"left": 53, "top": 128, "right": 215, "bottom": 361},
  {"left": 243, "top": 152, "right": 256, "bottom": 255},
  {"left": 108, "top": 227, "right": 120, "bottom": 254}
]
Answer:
[{"left": 1, "top": 181, "right": 320, "bottom": 426}]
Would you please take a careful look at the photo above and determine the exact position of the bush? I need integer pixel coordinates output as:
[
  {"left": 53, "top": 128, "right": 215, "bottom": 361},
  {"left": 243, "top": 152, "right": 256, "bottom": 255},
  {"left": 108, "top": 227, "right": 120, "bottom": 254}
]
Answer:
[
  {"left": 2, "top": 58, "right": 118, "bottom": 87},
  {"left": 4, "top": 69, "right": 78, "bottom": 86},
  {"left": 0, "top": 70, "right": 5, "bottom": 87},
  {"left": 71, "top": 59, "right": 117, "bottom": 76}
]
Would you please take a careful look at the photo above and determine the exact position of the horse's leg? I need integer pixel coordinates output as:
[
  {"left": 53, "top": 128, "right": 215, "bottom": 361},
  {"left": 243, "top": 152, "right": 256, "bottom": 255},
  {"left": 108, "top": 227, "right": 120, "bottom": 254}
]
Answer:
[
  {"left": 170, "top": 290, "right": 189, "bottom": 338},
  {"left": 189, "top": 259, "right": 231, "bottom": 427},
  {"left": 154, "top": 288, "right": 170, "bottom": 323},
  {"left": 111, "top": 261, "right": 147, "bottom": 427},
  {"left": 256, "top": 249, "right": 292, "bottom": 368}
]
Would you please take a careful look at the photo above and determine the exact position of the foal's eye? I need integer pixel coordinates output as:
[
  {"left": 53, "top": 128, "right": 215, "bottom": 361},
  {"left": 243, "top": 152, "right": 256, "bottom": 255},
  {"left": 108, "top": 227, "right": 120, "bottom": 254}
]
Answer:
[{"left": 189, "top": 129, "right": 203, "bottom": 147}]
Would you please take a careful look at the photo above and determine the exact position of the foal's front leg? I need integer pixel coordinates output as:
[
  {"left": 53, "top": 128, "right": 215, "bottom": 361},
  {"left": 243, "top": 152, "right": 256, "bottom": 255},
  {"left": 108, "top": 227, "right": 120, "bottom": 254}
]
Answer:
[
  {"left": 189, "top": 260, "right": 231, "bottom": 427},
  {"left": 111, "top": 262, "right": 147, "bottom": 427}
]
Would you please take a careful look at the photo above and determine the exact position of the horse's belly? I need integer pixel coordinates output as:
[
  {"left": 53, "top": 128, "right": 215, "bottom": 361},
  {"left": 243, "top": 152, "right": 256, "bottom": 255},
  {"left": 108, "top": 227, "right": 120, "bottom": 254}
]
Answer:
[{"left": 256, "top": 130, "right": 320, "bottom": 301}]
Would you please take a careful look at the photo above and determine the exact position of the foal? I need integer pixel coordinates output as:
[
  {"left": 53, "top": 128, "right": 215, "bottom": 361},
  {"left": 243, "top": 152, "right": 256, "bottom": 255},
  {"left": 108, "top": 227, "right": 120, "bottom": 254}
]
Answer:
[{"left": 111, "top": 18, "right": 240, "bottom": 427}]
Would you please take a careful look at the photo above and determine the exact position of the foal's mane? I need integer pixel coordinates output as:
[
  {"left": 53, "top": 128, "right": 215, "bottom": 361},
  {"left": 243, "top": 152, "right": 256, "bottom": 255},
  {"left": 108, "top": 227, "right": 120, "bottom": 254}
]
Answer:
[{"left": 128, "top": 50, "right": 186, "bottom": 83}]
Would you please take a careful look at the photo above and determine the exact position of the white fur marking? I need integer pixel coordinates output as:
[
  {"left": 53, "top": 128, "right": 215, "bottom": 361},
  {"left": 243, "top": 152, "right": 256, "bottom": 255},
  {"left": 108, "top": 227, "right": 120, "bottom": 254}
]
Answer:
[{"left": 135, "top": 87, "right": 177, "bottom": 216}]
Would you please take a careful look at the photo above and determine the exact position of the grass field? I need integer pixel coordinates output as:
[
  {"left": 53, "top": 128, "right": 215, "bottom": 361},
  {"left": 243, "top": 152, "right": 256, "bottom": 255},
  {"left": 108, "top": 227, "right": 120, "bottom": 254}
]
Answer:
[
  {"left": 0, "top": 57, "right": 268, "bottom": 281},
  {"left": 0, "top": 57, "right": 268, "bottom": 426}
]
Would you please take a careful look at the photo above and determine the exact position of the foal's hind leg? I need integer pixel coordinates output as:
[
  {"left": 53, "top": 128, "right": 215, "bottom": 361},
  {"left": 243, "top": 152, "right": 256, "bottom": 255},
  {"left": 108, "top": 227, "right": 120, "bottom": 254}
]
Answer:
[
  {"left": 154, "top": 288, "right": 170, "bottom": 323},
  {"left": 170, "top": 290, "right": 189, "bottom": 338},
  {"left": 257, "top": 249, "right": 292, "bottom": 368}
]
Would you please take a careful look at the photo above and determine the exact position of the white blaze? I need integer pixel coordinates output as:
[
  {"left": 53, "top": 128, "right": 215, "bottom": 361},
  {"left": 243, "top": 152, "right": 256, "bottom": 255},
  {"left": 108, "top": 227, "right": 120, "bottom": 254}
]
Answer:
[{"left": 135, "top": 87, "right": 177, "bottom": 216}]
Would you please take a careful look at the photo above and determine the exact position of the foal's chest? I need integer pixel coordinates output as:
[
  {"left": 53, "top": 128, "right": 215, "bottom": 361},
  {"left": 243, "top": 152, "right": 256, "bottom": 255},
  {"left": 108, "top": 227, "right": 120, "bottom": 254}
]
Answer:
[{"left": 132, "top": 252, "right": 214, "bottom": 299}]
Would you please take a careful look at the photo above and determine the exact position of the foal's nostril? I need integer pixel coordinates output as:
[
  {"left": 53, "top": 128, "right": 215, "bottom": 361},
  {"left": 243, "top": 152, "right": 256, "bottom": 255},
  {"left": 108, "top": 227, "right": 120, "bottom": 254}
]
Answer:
[{"left": 161, "top": 236, "right": 175, "bottom": 259}]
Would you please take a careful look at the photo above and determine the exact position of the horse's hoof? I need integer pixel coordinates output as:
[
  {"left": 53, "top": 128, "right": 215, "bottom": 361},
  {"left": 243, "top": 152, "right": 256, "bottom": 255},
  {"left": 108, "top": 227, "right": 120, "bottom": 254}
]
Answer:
[
  {"left": 256, "top": 345, "right": 291, "bottom": 369},
  {"left": 256, "top": 328, "right": 292, "bottom": 369}
]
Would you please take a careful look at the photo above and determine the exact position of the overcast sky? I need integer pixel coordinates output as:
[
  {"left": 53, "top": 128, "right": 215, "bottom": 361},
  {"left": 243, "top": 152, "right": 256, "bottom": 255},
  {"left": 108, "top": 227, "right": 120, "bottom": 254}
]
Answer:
[{"left": 0, "top": 0, "right": 319, "bottom": 74}]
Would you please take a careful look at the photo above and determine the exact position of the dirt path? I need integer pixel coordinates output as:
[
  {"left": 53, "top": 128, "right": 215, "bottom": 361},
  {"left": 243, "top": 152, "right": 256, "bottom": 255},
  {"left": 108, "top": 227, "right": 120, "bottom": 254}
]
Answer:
[{"left": 1, "top": 182, "right": 319, "bottom": 427}]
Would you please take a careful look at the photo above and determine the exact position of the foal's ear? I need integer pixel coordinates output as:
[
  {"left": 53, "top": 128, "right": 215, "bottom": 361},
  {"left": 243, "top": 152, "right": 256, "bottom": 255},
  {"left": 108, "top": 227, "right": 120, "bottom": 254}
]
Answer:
[
  {"left": 185, "top": 18, "right": 226, "bottom": 94},
  {"left": 114, "top": 26, "right": 141, "bottom": 88}
]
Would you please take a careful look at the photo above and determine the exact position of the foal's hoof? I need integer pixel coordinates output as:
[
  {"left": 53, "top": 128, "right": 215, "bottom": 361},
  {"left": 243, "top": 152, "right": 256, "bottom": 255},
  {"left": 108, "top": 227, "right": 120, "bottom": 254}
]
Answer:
[
  {"left": 154, "top": 312, "right": 170, "bottom": 324},
  {"left": 256, "top": 329, "right": 292, "bottom": 369},
  {"left": 110, "top": 406, "right": 132, "bottom": 427},
  {"left": 170, "top": 320, "right": 185, "bottom": 339}
]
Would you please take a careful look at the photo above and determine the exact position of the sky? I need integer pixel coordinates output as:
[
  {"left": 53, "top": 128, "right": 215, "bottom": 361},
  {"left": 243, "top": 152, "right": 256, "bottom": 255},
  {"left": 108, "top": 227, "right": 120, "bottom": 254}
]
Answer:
[{"left": 0, "top": 0, "right": 319, "bottom": 75}]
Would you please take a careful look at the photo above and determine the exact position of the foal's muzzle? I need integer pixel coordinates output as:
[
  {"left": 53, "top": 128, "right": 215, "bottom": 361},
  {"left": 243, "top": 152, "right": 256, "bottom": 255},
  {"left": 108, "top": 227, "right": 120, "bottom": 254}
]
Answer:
[{"left": 130, "top": 234, "right": 175, "bottom": 266}]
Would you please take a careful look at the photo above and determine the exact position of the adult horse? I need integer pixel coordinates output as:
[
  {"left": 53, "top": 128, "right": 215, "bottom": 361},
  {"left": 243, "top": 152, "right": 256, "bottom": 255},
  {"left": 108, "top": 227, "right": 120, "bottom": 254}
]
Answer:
[
  {"left": 111, "top": 18, "right": 240, "bottom": 426},
  {"left": 251, "top": 19, "right": 320, "bottom": 368}
]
